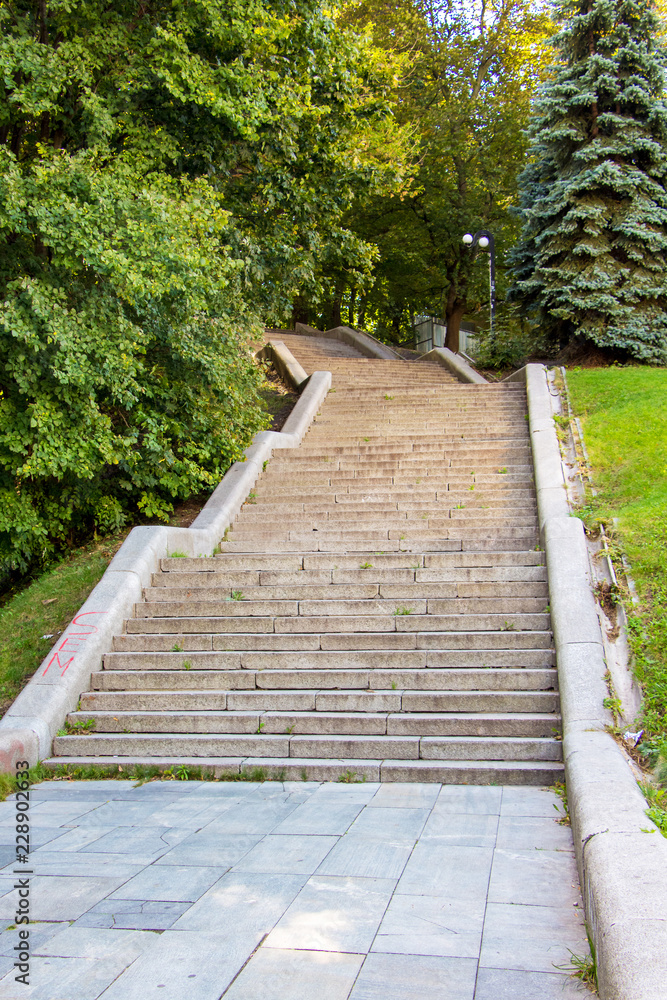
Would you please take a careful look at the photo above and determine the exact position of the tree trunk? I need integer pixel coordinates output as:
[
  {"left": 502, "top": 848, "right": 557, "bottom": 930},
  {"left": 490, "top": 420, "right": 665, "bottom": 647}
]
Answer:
[
  {"left": 348, "top": 287, "right": 356, "bottom": 327},
  {"left": 445, "top": 303, "right": 466, "bottom": 353},
  {"left": 291, "top": 294, "right": 310, "bottom": 328}
]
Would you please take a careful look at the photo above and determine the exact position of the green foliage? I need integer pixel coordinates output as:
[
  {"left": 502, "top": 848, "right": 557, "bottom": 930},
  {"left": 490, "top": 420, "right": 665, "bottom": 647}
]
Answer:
[
  {"left": 567, "top": 367, "right": 667, "bottom": 746},
  {"left": 0, "top": 0, "right": 408, "bottom": 580},
  {"left": 472, "top": 305, "right": 541, "bottom": 370},
  {"left": 332, "top": 0, "right": 553, "bottom": 344},
  {"left": 510, "top": 0, "right": 667, "bottom": 361}
]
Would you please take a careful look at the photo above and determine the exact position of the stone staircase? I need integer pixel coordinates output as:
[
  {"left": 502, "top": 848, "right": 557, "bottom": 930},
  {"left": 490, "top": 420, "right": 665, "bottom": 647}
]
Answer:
[{"left": 50, "top": 333, "right": 563, "bottom": 783}]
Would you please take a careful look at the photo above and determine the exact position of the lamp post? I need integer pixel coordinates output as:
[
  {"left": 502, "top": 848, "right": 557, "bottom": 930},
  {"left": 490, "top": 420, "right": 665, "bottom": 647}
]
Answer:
[{"left": 462, "top": 229, "right": 496, "bottom": 338}]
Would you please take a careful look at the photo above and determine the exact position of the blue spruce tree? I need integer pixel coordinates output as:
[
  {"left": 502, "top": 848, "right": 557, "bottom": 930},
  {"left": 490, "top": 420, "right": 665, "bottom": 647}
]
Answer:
[{"left": 510, "top": 0, "right": 667, "bottom": 362}]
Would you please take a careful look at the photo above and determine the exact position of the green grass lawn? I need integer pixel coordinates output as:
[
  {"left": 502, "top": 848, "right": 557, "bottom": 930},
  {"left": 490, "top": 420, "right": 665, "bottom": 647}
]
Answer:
[
  {"left": 0, "top": 533, "right": 127, "bottom": 717},
  {"left": 566, "top": 366, "right": 667, "bottom": 761}
]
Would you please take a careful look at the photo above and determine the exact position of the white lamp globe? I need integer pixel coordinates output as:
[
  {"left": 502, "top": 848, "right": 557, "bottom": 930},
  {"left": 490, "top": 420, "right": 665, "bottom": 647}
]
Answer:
[
  {"left": 478, "top": 236, "right": 489, "bottom": 248},
  {"left": 462, "top": 234, "right": 473, "bottom": 245}
]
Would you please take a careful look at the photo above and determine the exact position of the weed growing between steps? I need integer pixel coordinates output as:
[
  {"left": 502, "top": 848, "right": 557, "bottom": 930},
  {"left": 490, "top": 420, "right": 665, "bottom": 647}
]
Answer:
[
  {"left": 0, "top": 763, "right": 279, "bottom": 799},
  {"left": 566, "top": 368, "right": 667, "bottom": 822},
  {"left": 0, "top": 762, "right": 373, "bottom": 799}
]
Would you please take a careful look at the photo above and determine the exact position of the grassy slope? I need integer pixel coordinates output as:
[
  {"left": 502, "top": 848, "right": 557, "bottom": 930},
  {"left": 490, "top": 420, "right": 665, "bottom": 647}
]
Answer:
[
  {"left": 566, "top": 367, "right": 667, "bottom": 757},
  {"left": 0, "top": 533, "right": 128, "bottom": 716}
]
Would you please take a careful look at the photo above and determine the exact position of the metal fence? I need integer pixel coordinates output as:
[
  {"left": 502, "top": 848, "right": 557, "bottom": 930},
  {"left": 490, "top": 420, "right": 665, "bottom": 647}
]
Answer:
[{"left": 414, "top": 316, "right": 477, "bottom": 358}]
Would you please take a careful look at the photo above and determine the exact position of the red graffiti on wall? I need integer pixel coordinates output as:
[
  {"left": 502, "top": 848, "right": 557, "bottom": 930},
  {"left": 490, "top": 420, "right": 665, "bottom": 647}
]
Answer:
[{"left": 42, "top": 611, "right": 107, "bottom": 678}]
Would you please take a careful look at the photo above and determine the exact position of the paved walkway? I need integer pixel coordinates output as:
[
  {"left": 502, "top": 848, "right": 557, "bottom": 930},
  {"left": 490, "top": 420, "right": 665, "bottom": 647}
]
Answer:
[{"left": 0, "top": 780, "right": 589, "bottom": 999}]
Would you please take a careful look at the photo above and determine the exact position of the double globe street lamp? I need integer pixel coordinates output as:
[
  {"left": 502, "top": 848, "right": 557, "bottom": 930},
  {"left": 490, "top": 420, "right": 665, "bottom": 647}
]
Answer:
[{"left": 462, "top": 230, "right": 496, "bottom": 339}]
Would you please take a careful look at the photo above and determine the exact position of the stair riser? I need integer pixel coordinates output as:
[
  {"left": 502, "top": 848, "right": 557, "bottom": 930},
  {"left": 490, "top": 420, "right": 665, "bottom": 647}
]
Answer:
[
  {"left": 75, "top": 704, "right": 559, "bottom": 738},
  {"left": 142, "top": 592, "right": 548, "bottom": 613},
  {"left": 113, "top": 634, "right": 554, "bottom": 654},
  {"left": 52, "top": 733, "right": 561, "bottom": 762},
  {"left": 90, "top": 671, "right": 560, "bottom": 701}
]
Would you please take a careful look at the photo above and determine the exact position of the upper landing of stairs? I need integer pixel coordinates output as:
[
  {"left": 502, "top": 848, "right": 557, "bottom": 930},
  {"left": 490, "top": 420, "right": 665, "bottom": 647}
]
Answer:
[{"left": 50, "top": 333, "right": 562, "bottom": 785}]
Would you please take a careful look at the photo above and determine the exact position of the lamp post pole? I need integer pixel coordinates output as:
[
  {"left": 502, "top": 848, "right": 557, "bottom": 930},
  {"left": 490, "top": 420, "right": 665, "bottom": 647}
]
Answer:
[{"left": 462, "top": 229, "right": 496, "bottom": 338}]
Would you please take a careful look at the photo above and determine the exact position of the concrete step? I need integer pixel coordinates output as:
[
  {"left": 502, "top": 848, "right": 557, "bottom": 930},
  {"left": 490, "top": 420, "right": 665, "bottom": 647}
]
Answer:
[
  {"left": 103, "top": 647, "right": 556, "bottom": 670},
  {"left": 91, "top": 672, "right": 559, "bottom": 706},
  {"left": 143, "top": 589, "right": 547, "bottom": 613},
  {"left": 42, "top": 755, "right": 563, "bottom": 784},
  {"left": 68, "top": 706, "right": 559, "bottom": 737},
  {"left": 99, "top": 666, "right": 556, "bottom": 691},
  {"left": 51, "top": 731, "right": 561, "bottom": 762},
  {"left": 112, "top": 633, "right": 554, "bottom": 656},
  {"left": 133, "top": 600, "right": 549, "bottom": 628},
  {"left": 148, "top": 577, "right": 549, "bottom": 599},
  {"left": 75, "top": 702, "right": 559, "bottom": 737}
]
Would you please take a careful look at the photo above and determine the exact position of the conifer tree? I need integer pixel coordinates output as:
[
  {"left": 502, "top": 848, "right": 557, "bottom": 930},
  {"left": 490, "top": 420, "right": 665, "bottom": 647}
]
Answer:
[{"left": 509, "top": 0, "right": 667, "bottom": 362}]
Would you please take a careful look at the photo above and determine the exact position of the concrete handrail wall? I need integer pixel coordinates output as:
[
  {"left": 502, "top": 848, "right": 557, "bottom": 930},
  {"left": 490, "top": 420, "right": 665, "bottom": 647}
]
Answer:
[
  {"left": 0, "top": 369, "right": 332, "bottom": 772},
  {"left": 417, "top": 346, "right": 487, "bottom": 385},
  {"left": 294, "top": 322, "right": 402, "bottom": 361},
  {"left": 255, "top": 340, "right": 309, "bottom": 390},
  {"left": 520, "top": 363, "right": 667, "bottom": 1000}
]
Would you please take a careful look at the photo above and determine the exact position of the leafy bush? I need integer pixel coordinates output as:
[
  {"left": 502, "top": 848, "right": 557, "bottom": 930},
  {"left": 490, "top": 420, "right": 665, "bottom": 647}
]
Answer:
[
  {"left": 0, "top": 0, "right": 406, "bottom": 580},
  {"left": 471, "top": 307, "right": 541, "bottom": 370}
]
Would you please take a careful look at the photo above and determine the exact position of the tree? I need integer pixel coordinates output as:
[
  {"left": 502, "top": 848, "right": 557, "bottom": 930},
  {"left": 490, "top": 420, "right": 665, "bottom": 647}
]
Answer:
[
  {"left": 0, "top": 0, "right": 409, "bottom": 578},
  {"left": 326, "top": 0, "right": 552, "bottom": 348},
  {"left": 509, "top": 0, "right": 667, "bottom": 362}
]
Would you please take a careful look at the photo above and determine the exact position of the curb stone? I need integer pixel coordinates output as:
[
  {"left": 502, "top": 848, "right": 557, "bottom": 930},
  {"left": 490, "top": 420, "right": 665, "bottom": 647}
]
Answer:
[
  {"left": 0, "top": 370, "right": 332, "bottom": 771},
  {"left": 518, "top": 363, "right": 667, "bottom": 1000}
]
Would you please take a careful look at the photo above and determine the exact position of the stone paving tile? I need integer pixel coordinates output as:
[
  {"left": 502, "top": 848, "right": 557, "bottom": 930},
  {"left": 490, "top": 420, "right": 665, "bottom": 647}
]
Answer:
[
  {"left": 35, "top": 925, "right": 157, "bottom": 960},
  {"left": 372, "top": 893, "right": 485, "bottom": 958},
  {"left": 434, "top": 785, "right": 502, "bottom": 815},
  {"left": 488, "top": 848, "right": 581, "bottom": 908},
  {"left": 305, "top": 783, "right": 380, "bottom": 805},
  {"left": 474, "top": 967, "right": 586, "bottom": 999},
  {"left": 419, "top": 811, "right": 499, "bottom": 847},
  {"left": 495, "top": 815, "right": 574, "bottom": 852},
  {"left": 6, "top": 854, "right": 145, "bottom": 880},
  {"left": 154, "top": 831, "right": 262, "bottom": 868},
  {"left": 479, "top": 901, "right": 588, "bottom": 973},
  {"left": 78, "top": 825, "right": 191, "bottom": 857},
  {"left": 0, "top": 954, "right": 133, "bottom": 1000},
  {"left": 232, "top": 834, "right": 338, "bottom": 875},
  {"left": 91, "top": 929, "right": 255, "bottom": 1000},
  {"left": 347, "top": 806, "right": 430, "bottom": 841},
  {"left": 0, "top": 922, "right": 70, "bottom": 958},
  {"left": 499, "top": 786, "right": 565, "bottom": 818},
  {"left": 28, "top": 801, "right": 108, "bottom": 827},
  {"left": 173, "top": 871, "right": 307, "bottom": 934},
  {"left": 15, "top": 780, "right": 137, "bottom": 799},
  {"left": 266, "top": 875, "right": 396, "bottom": 953},
  {"left": 397, "top": 844, "right": 494, "bottom": 901},
  {"left": 25, "top": 826, "right": 118, "bottom": 855},
  {"left": 367, "top": 783, "right": 441, "bottom": 810},
  {"left": 73, "top": 800, "right": 173, "bottom": 828},
  {"left": 349, "top": 952, "right": 478, "bottom": 1000},
  {"left": 272, "top": 799, "right": 365, "bottom": 835},
  {"left": 0, "top": 875, "right": 130, "bottom": 921},
  {"left": 76, "top": 898, "right": 190, "bottom": 930},
  {"left": 200, "top": 795, "right": 307, "bottom": 834},
  {"left": 109, "top": 864, "right": 224, "bottom": 902},
  {"left": 317, "top": 835, "right": 414, "bottom": 880},
  {"left": 223, "top": 947, "right": 364, "bottom": 1000}
]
